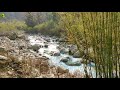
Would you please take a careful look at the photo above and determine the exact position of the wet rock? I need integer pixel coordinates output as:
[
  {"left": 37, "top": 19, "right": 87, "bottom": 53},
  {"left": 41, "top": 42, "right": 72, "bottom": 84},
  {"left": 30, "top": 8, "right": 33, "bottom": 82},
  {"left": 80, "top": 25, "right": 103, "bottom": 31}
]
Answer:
[
  {"left": 55, "top": 39, "right": 59, "bottom": 42},
  {"left": 60, "top": 57, "right": 81, "bottom": 66},
  {"left": 44, "top": 45, "right": 48, "bottom": 48},
  {"left": 60, "top": 57, "right": 72, "bottom": 63},
  {"left": 65, "top": 61, "right": 81, "bottom": 66},
  {"left": 39, "top": 45, "right": 44, "bottom": 48},
  {"left": 53, "top": 52, "right": 60, "bottom": 56}
]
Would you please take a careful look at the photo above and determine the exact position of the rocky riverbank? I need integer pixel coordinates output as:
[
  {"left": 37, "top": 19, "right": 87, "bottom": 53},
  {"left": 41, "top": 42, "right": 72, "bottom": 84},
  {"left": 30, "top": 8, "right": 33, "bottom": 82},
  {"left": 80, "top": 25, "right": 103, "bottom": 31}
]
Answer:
[{"left": 0, "top": 32, "right": 86, "bottom": 78}]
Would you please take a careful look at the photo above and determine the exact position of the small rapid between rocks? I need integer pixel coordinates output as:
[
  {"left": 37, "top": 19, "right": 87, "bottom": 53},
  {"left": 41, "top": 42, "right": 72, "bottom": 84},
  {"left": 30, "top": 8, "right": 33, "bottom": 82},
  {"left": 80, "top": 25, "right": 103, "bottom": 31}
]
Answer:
[{"left": 28, "top": 35, "right": 96, "bottom": 78}]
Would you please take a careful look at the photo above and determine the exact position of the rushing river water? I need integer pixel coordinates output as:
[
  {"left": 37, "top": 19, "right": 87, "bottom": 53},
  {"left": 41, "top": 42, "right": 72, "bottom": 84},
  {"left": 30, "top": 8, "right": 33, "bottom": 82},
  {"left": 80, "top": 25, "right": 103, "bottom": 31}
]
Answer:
[{"left": 28, "top": 35, "right": 96, "bottom": 78}]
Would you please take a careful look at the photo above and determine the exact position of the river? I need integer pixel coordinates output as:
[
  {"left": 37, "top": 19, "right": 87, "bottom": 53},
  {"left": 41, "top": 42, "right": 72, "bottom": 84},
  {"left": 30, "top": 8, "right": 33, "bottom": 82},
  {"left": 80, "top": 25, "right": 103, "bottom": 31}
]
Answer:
[{"left": 28, "top": 35, "right": 96, "bottom": 78}]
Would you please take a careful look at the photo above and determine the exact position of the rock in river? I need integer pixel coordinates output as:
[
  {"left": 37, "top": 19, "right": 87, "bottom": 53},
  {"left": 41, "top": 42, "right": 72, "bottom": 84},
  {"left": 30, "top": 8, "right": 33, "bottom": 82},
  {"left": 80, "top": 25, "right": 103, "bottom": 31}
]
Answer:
[
  {"left": 44, "top": 45, "right": 48, "bottom": 48},
  {"left": 65, "top": 61, "right": 81, "bottom": 66},
  {"left": 60, "top": 57, "right": 81, "bottom": 66},
  {"left": 60, "top": 57, "right": 72, "bottom": 63},
  {"left": 53, "top": 52, "right": 60, "bottom": 56}
]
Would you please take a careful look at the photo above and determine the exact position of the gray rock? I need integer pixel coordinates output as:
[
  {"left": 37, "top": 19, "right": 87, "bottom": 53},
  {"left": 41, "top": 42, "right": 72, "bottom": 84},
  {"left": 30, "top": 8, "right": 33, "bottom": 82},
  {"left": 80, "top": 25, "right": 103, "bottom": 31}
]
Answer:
[
  {"left": 60, "top": 56, "right": 81, "bottom": 66},
  {"left": 65, "top": 61, "right": 81, "bottom": 66}
]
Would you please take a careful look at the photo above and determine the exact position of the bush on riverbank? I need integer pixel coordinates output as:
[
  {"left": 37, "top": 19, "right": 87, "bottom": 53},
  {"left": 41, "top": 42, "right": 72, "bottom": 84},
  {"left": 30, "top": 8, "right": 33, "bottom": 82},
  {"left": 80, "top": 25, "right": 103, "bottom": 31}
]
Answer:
[
  {"left": 0, "top": 20, "right": 27, "bottom": 31},
  {"left": 0, "top": 20, "right": 27, "bottom": 36},
  {"left": 25, "top": 20, "right": 61, "bottom": 37}
]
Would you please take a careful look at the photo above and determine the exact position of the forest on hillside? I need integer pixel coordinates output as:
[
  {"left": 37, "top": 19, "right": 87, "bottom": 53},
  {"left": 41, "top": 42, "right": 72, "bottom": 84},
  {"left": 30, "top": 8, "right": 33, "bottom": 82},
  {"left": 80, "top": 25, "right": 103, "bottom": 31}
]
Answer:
[{"left": 0, "top": 12, "right": 120, "bottom": 78}]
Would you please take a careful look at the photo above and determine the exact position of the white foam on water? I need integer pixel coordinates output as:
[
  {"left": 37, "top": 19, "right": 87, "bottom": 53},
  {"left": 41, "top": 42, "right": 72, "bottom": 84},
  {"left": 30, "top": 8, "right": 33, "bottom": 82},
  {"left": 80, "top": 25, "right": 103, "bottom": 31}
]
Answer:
[{"left": 28, "top": 35, "right": 96, "bottom": 78}]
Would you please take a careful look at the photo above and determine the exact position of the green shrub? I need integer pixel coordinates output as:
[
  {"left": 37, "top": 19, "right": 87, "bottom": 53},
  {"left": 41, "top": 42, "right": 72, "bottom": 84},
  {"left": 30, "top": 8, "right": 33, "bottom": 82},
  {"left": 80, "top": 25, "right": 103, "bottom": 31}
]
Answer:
[
  {"left": 0, "top": 20, "right": 27, "bottom": 32},
  {"left": 35, "top": 20, "right": 61, "bottom": 36}
]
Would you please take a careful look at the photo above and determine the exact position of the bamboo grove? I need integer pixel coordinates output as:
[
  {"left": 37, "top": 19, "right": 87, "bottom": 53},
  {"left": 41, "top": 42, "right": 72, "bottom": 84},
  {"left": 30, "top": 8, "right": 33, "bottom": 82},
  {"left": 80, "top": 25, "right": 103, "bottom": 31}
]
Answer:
[{"left": 57, "top": 12, "right": 120, "bottom": 78}]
